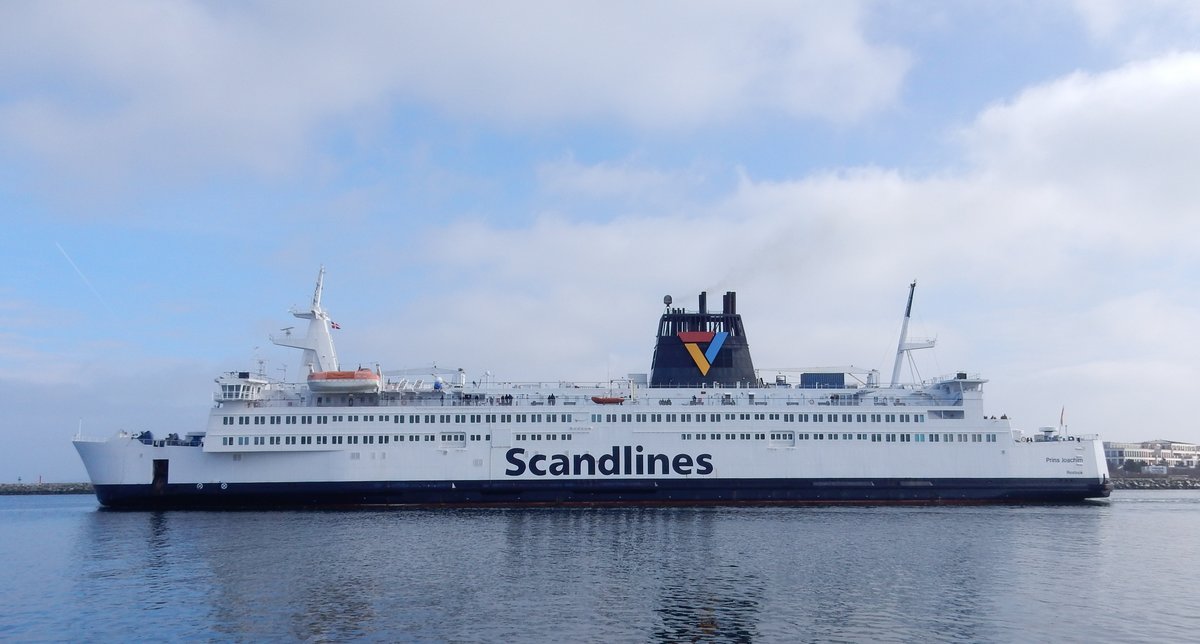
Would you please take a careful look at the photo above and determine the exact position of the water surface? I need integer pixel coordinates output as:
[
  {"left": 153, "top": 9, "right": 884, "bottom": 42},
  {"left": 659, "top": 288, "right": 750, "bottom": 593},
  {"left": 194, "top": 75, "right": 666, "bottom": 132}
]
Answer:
[{"left": 2, "top": 492, "right": 1196, "bottom": 642}]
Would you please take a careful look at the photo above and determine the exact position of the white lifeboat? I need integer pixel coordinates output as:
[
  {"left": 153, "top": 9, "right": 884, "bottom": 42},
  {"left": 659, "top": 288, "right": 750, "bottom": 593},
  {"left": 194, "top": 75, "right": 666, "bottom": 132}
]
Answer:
[{"left": 307, "top": 368, "right": 381, "bottom": 393}]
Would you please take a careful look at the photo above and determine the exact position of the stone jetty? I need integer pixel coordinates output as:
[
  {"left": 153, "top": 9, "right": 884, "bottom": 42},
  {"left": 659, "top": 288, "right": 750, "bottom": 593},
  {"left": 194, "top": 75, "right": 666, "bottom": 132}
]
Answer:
[
  {"left": 1111, "top": 477, "right": 1200, "bottom": 490},
  {"left": 0, "top": 483, "right": 94, "bottom": 495}
]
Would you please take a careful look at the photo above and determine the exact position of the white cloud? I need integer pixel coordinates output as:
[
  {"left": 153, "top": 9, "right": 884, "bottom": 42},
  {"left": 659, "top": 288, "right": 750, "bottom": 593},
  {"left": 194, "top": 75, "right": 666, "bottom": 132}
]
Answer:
[
  {"left": 536, "top": 155, "right": 707, "bottom": 204},
  {"left": 1072, "top": 0, "right": 1200, "bottom": 57},
  {"left": 378, "top": 1, "right": 909, "bottom": 126},
  {"left": 0, "top": 1, "right": 908, "bottom": 186},
  {"left": 962, "top": 53, "right": 1200, "bottom": 253}
]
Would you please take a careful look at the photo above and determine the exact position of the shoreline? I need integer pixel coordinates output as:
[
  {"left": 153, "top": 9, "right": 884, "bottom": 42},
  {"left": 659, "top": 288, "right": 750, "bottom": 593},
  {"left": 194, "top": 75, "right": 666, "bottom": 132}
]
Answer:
[
  {"left": 0, "top": 483, "right": 94, "bottom": 495},
  {"left": 1111, "top": 476, "right": 1200, "bottom": 490}
]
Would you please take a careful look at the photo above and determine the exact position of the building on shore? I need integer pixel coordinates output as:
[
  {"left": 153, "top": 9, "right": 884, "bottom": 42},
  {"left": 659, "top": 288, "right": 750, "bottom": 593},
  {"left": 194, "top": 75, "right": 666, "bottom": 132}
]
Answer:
[{"left": 1105, "top": 440, "right": 1200, "bottom": 469}]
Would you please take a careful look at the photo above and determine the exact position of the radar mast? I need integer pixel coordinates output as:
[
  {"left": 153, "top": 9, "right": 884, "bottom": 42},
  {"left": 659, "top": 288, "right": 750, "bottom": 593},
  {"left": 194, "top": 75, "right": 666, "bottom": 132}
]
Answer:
[{"left": 270, "top": 266, "right": 340, "bottom": 376}]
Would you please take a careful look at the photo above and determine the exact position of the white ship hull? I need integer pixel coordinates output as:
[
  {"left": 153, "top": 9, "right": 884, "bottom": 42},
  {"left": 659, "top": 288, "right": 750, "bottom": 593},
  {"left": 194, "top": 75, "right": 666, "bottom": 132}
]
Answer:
[{"left": 73, "top": 391, "right": 1112, "bottom": 508}]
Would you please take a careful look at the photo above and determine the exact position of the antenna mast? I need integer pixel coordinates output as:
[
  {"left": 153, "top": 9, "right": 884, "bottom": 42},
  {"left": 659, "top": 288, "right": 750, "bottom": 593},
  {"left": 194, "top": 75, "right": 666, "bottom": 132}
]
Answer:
[
  {"left": 889, "top": 281, "right": 935, "bottom": 386},
  {"left": 270, "top": 265, "right": 339, "bottom": 375}
]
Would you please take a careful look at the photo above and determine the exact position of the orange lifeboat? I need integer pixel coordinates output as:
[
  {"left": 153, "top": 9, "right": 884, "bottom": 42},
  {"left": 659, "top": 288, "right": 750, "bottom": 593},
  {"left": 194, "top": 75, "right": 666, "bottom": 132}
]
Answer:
[
  {"left": 591, "top": 396, "right": 625, "bottom": 405},
  {"left": 307, "top": 369, "right": 381, "bottom": 393}
]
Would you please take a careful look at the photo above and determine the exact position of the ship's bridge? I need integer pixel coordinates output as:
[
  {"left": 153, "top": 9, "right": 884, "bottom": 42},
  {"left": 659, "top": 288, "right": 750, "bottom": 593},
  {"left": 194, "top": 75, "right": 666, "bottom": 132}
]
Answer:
[
  {"left": 930, "top": 371, "right": 987, "bottom": 392},
  {"left": 214, "top": 371, "right": 269, "bottom": 402}
]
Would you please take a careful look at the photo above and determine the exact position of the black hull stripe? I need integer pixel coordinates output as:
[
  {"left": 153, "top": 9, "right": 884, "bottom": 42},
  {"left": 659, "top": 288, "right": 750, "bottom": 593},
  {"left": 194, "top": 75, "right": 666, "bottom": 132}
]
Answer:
[{"left": 93, "top": 477, "right": 1113, "bottom": 510}]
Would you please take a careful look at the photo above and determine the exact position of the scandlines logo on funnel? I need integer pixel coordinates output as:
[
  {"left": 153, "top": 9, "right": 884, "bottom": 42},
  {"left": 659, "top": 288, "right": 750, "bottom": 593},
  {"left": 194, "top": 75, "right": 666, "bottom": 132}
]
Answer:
[{"left": 677, "top": 331, "right": 728, "bottom": 376}]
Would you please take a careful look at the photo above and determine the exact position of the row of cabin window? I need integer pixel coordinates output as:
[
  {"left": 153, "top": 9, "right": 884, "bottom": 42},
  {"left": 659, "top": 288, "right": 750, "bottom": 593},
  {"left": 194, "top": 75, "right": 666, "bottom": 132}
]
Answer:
[
  {"left": 222, "top": 413, "right": 575, "bottom": 426},
  {"left": 512, "top": 434, "right": 573, "bottom": 441},
  {"left": 680, "top": 432, "right": 999, "bottom": 443},
  {"left": 681, "top": 433, "right": 768, "bottom": 440},
  {"left": 216, "top": 431, "right": 999, "bottom": 447},
  {"left": 219, "top": 433, "right": 490, "bottom": 446},
  {"left": 592, "top": 412, "right": 927, "bottom": 423},
  {"left": 222, "top": 411, "right": 942, "bottom": 427}
]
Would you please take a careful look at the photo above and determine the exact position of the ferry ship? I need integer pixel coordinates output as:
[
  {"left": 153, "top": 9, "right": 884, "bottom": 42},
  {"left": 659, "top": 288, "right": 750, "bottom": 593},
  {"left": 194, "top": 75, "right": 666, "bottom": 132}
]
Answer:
[{"left": 74, "top": 269, "right": 1113, "bottom": 508}]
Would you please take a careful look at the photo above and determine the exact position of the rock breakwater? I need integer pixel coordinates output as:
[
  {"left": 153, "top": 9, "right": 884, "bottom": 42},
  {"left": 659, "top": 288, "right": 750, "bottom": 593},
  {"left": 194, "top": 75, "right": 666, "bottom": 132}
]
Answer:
[{"left": 0, "top": 483, "right": 94, "bottom": 495}]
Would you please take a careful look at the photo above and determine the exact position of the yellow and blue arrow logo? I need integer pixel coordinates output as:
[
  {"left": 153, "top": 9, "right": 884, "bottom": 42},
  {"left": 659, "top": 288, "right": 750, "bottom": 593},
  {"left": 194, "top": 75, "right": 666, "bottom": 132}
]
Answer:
[{"left": 677, "top": 331, "right": 729, "bottom": 376}]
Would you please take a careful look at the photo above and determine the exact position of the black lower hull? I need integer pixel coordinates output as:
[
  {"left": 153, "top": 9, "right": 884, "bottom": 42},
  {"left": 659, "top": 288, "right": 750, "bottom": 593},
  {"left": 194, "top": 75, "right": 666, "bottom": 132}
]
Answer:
[{"left": 92, "top": 477, "right": 1113, "bottom": 510}]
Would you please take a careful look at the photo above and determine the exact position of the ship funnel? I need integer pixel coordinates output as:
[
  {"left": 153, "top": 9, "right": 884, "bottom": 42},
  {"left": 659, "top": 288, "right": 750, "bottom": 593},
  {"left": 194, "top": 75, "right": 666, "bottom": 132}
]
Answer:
[{"left": 649, "top": 291, "right": 757, "bottom": 388}]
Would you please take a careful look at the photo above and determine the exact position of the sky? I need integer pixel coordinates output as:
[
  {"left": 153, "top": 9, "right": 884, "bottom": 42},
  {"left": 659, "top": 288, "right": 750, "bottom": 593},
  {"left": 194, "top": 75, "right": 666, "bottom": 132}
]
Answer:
[{"left": 4, "top": 1, "right": 1200, "bottom": 482}]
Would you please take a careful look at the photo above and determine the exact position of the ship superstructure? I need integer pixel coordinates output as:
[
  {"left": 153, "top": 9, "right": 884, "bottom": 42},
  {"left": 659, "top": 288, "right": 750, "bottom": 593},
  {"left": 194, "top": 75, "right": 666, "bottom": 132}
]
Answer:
[{"left": 74, "top": 270, "right": 1112, "bottom": 508}]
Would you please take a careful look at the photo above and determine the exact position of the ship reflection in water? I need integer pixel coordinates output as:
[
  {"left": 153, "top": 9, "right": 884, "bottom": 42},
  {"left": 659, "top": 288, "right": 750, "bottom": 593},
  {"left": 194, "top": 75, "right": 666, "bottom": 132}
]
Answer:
[
  {"left": 55, "top": 500, "right": 1148, "bottom": 641},
  {"left": 654, "top": 569, "right": 763, "bottom": 642}
]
